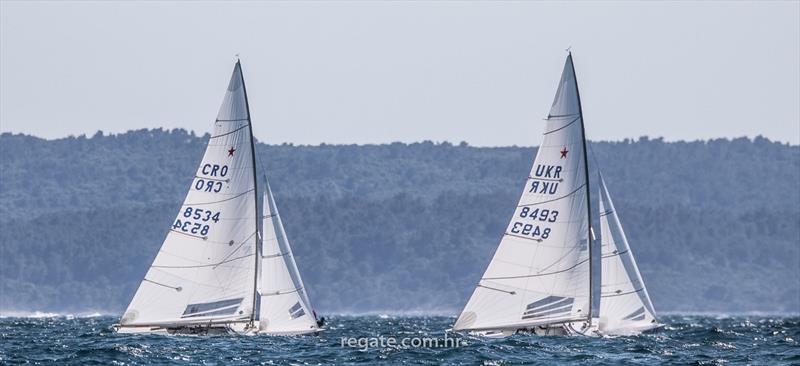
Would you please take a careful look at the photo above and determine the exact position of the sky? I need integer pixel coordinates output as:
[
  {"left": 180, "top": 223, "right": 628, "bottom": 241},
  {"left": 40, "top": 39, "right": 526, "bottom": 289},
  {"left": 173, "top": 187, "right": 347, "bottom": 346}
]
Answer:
[{"left": 1, "top": 1, "right": 798, "bottom": 146}]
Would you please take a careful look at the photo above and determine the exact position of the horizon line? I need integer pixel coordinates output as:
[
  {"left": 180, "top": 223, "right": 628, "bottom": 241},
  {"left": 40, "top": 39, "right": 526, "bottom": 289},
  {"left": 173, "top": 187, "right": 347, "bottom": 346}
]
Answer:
[{"left": 2, "top": 128, "right": 798, "bottom": 148}]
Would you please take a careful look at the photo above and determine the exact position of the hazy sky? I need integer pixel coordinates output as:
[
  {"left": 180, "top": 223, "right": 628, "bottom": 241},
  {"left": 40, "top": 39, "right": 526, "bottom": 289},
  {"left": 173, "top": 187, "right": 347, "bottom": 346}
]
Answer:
[{"left": 1, "top": 1, "right": 798, "bottom": 146}]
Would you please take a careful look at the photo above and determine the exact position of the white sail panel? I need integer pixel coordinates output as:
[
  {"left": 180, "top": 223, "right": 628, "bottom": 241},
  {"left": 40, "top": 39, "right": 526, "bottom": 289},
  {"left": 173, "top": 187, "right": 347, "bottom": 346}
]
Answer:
[
  {"left": 454, "top": 54, "right": 591, "bottom": 331},
  {"left": 597, "top": 173, "right": 658, "bottom": 334},
  {"left": 258, "top": 178, "right": 319, "bottom": 334},
  {"left": 120, "top": 62, "right": 258, "bottom": 328}
]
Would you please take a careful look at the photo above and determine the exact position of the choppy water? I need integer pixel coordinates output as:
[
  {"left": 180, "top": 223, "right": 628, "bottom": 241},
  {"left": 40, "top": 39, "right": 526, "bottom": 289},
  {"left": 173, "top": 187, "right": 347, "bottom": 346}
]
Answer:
[{"left": 0, "top": 314, "right": 798, "bottom": 365}]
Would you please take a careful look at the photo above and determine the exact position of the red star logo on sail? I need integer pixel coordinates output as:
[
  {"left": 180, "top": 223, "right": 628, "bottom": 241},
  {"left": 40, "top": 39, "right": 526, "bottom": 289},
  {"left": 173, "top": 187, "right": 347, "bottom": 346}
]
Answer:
[
  {"left": 228, "top": 147, "right": 236, "bottom": 157},
  {"left": 560, "top": 147, "right": 569, "bottom": 159}
]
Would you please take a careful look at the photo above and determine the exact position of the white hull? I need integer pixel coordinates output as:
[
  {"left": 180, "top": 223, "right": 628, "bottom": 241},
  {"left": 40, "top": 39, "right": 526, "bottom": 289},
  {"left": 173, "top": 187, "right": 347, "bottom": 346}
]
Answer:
[
  {"left": 114, "top": 322, "right": 323, "bottom": 336},
  {"left": 466, "top": 319, "right": 598, "bottom": 338},
  {"left": 114, "top": 321, "right": 254, "bottom": 335},
  {"left": 465, "top": 317, "right": 663, "bottom": 338}
]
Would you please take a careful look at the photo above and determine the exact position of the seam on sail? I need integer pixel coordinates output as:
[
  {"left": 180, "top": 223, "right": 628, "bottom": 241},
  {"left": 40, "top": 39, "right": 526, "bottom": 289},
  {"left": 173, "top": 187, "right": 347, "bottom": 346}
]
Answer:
[
  {"left": 503, "top": 232, "right": 543, "bottom": 242},
  {"left": 480, "top": 281, "right": 586, "bottom": 301},
  {"left": 527, "top": 176, "right": 564, "bottom": 182},
  {"left": 622, "top": 307, "right": 646, "bottom": 320},
  {"left": 543, "top": 116, "right": 581, "bottom": 135},
  {"left": 142, "top": 278, "right": 182, "bottom": 291},
  {"left": 482, "top": 258, "right": 589, "bottom": 280},
  {"left": 547, "top": 113, "right": 580, "bottom": 118},
  {"left": 601, "top": 288, "right": 644, "bottom": 298},
  {"left": 151, "top": 254, "right": 254, "bottom": 269},
  {"left": 194, "top": 175, "right": 229, "bottom": 182},
  {"left": 477, "top": 284, "right": 516, "bottom": 295},
  {"left": 518, "top": 183, "right": 585, "bottom": 207},
  {"left": 261, "top": 287, "right": 303, "bottom": 297},
  {"left": 213, "top": 231, "right": 257, "bottom": 267},
  {"left": 262, "top": 252, "right": 288, "bottom": 259},
  {"left": 601, "top": 250, "right": 629, "bottom": 259},
  {"left": 599, "top": 209, "right": 615, "bottom": 217},
  {"left": 216, "top": 118, "right": 249, "bottom": 122},
  {"left": 536, "top": 238, "right": 584, "bottom": 274},
  {"left": 500, "top": 235, "right": 587, "bottom": 250},
  {"left": 209, "top": 124, "right": 250, "bottom": 139},
  {"left": 183, "top": 188, "right": 254, "bottom": 206},
  {"left": 169, "top": 229, "right": 208, "bottom": 241}
]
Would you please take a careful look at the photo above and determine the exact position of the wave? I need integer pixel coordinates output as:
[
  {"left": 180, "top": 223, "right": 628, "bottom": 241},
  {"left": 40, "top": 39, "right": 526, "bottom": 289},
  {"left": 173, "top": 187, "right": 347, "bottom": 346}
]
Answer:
[
  {"left": 658, "top": 310, "right": 800, "bottom": 318},
  {"left": 0, "top": 310, "right": 115, "bottom": 319},
  {"left": 325, "top": 309, "right": 458, "bottom": 317}
]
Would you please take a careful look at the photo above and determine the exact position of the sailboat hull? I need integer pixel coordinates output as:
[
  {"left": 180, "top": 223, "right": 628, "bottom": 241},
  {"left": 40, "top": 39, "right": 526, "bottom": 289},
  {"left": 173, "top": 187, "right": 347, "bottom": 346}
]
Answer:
[
  {"left": 465, "top": 318, "right": 612, "bottom": 338},
  {"left": 114, "top": 324, "right": 240, "bottom": 336}
]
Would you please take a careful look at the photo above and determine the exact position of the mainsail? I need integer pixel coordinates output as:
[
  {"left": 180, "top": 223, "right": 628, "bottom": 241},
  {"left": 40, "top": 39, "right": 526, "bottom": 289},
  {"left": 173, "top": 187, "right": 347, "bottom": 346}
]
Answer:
[
  {"left": 119, "top": 61, "right": 259, "bottom": 331},
  {"left": 454, "top": 54, "right": 592, "bottom": 332},
  {"left": 597, "top": 172, "right": 658, "bottom": 334},
  {"left": 257, "top": 177, "right": 320, "bottom": 334}
]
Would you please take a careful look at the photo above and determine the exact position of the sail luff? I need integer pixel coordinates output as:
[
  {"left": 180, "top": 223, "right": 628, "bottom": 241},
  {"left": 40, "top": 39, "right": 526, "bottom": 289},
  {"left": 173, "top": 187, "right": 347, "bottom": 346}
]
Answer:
[
  {"left": 236, "top": 59, "right": 261, "bottom": 325},
  {"left": 567, "top": 52, "right": 594, "bottom": 321}
]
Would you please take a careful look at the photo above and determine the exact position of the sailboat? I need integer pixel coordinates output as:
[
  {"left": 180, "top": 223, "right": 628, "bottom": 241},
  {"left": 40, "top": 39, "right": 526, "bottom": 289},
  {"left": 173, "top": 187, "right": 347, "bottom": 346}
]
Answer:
[
  {"left": 114, "top": 60, "right": 321, "bottom": 335},
  {"left": 452, "top": 53, "right": 660, "bottom": 337}
]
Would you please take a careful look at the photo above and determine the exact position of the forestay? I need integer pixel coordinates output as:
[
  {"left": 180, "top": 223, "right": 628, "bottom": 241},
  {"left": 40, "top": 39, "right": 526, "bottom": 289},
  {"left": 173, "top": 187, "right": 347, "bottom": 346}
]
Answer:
[
  {"left": 119, "top": 62, "right": 258, "bottom": 329},
  {"left": 597, "top": 173, "right": 658, "bottom": 334},
  {"left": 257, "top": 178, "right": 320, "bottom": 334},
  {"left": 454, "top": 54, "right": 591, "bottom": 332}
]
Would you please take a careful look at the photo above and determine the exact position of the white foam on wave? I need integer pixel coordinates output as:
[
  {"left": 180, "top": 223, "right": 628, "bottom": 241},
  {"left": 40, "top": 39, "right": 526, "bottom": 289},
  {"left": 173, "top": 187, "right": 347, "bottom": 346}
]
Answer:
[
  {"left": 328, "top": 309, "right": 458, "bottom": 317},
  {"left": 0, "top": 310, "right": 115, "bottom": 318}
]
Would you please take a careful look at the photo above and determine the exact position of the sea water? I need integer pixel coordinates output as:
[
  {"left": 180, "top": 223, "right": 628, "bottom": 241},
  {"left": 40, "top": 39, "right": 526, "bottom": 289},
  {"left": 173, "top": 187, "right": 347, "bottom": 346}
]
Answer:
[{"left": 0, "top": 314, "right": 797, "bottom": 365}]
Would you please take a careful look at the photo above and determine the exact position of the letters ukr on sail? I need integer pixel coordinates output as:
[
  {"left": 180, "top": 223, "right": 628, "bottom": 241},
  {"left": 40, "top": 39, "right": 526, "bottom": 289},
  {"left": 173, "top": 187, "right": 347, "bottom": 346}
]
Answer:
[
  {"left": 453, "top": 53, "right": 661, "bottom": 337},
  {"left": 454, "top": 54, "right": 591, "bottom": 335}
]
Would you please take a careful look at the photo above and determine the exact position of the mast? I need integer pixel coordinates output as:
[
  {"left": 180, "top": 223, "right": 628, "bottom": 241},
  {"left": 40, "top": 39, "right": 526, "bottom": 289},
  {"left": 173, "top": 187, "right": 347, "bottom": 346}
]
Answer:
[
  {"left": 568, "top": 52, "right": 593, "bottom": 321},
  {"left": 237, "top": 59, "right": 261, "bottom": 325}
]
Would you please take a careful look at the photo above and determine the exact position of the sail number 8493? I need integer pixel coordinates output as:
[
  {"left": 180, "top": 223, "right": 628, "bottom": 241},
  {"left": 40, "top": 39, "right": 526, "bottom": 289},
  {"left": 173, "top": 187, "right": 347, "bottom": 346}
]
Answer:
[
  {"left": 519, "top": 207, "right": 558, "bottom": 222},
  {"left": 510, "top": 223, "right": 551, "bottom": 239}
]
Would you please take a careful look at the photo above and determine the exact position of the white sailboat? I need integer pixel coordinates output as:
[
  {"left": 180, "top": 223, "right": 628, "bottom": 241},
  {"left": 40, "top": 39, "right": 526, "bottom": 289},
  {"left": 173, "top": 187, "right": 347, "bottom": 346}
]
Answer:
[
  {"left": 453, "top": 53, "right": 659, "bottom": 337},
  {"left": 115, "top": 60, "right": 321, "bottom": 335}
]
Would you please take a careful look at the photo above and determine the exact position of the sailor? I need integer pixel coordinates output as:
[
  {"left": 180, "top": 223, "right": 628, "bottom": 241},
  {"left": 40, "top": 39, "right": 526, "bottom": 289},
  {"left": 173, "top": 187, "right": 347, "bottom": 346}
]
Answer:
[{"left": 313, "top": 310, "right": 326, "bottom": 328}]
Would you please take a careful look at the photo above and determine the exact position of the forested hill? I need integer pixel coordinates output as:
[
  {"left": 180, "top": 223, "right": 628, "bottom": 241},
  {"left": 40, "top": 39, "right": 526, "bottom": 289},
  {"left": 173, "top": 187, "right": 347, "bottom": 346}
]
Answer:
[{"left": 1, "top": 129, "right": 798, "bottom": 314}]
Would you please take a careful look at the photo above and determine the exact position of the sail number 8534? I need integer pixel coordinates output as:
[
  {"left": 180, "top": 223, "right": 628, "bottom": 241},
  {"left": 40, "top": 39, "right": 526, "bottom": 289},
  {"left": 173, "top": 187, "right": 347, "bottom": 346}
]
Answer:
[{"left": 172, "top": 207, "right": 221, "bottom": 236}]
